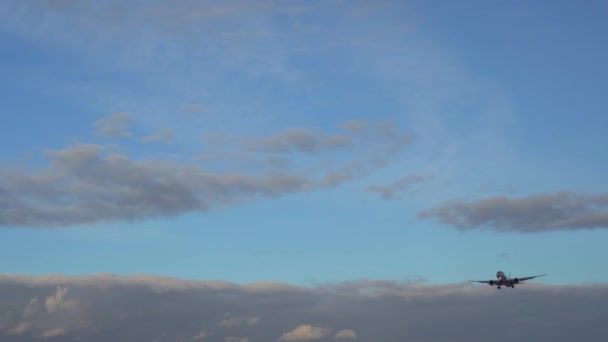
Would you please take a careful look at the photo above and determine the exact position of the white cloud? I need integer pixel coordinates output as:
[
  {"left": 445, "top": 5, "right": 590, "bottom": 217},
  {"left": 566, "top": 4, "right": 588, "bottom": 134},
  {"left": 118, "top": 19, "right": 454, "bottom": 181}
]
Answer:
[
  {"left": 45, "top": 287, "right": 78, "bottom": 313},
  {"left": 278, "top": 325, "right": 331, "bottom": 341},
  {"left": 23, "top": 297, "right": 39, "bottom": 317},
  {"left": 192, "top": 329, "right": 208, "bottom": 340},
  {"left": 334, "top": 329, "right": 357, "bottom": 339}
]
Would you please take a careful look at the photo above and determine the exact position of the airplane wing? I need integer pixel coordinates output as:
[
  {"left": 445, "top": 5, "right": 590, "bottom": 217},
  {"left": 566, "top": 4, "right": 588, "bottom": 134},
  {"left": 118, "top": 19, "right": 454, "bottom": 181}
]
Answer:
[
  {"left": 468, "top": 280, "right": 494, "bottom": 283},
  {"left": 515, "top": 274, "right": 547, "bottom": 282}
]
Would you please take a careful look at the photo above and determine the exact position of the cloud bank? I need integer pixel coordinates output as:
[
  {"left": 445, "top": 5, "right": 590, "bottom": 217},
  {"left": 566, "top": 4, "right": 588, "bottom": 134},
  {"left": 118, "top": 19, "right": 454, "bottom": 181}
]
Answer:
[
  {"left": 418, "top": 191, "right": 608, "bottom": 232},
  {"left": 0, "top": 274, "right": 606, "bottom": 341}
]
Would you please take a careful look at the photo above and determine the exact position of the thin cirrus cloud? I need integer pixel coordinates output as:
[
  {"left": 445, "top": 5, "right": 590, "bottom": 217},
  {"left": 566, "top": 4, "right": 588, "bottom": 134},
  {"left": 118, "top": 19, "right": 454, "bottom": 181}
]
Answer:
[
  {"left": 0, "top": 273, "right": 606, "bottom": 342},
  {"left": 417, "top": 191, "right": 608, "bottom": 233},
  {"left": 367, "top": 174, "right": 433, "bottom": 200},
  {"left": 140, "top": 128, "right": 175, "bottom": 144},
  {"left": 242, "top": 129, "right": 353, "bottom": 155},
  {"left": 93, "top": 112, "right": 132, "bottom": 138},
  {"left": 0, "top": 118, "right": 412, "bottom": 228}
]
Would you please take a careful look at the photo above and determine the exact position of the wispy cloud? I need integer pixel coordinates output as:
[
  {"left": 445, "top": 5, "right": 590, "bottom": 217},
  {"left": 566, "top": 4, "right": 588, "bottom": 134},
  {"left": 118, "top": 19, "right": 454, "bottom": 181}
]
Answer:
[
  {"left": 242, "top": 129, "right": 353, "bottom": 155},
  {"left": 0, "top": 118, "right": 411, "bottom": 228},
  {"left": 192, "top": 330, "right": 209, "bottom": 340},
  {"left": 7, "top": 323, "right": 29, "bottom": 336},
  {"left": 141, "top": 128, "right": 175, "bottom": 144},
  {"left": 417, "top": 191, "right": 608, "bottom": 233},
  {"left": 220, "top": 313, "right": 260, "bottom": 328},
  {"left": 367, "top": 174, "right": 433, "bottom": 200},
  {"left": 93, "top": 112, "right": 132, "bottom": 138},
  {"left": 42, "top": 328, "right": 66, "bottom": 338},
  {"left": 183, "top": 103, "right": 204, "bottom": 114},
  {"left": 496, "top": 252, "right": 511, "bottom": 261}
]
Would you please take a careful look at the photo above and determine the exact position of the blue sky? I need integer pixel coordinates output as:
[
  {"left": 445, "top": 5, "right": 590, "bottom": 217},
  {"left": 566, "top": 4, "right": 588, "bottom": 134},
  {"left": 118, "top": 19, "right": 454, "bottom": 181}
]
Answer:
[{"left": 1, "top": 0, "right": 607, "bottom": 286}]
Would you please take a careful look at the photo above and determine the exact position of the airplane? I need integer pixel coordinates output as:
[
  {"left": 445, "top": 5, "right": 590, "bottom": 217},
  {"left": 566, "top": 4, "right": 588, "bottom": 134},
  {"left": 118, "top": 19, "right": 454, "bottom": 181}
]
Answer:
[{"left": 469, "top": 271, "right": 547, "bottom": 289}]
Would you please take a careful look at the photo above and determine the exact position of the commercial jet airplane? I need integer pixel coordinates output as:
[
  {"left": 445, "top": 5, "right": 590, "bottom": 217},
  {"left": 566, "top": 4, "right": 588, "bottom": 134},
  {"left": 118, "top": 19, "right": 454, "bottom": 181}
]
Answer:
[{"left": 469, "top": 271, "right": 547, "bottom": 289}]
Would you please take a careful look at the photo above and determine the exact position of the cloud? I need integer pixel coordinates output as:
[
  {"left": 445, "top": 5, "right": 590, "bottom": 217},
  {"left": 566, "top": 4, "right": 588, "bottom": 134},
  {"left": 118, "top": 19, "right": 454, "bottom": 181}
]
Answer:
[
  {"left": 278, "top": 325, "right": 331, "bottom": 341},
  {"left": 334, "top": 330, "right": 356, "bottom": 339},
  {"left": 23, "top": 298, "right": 39, "bottom": 317},
  {"left": 183, "top": 103, "right": 204, "bottom": 113},
  {"left": 224, "top": 338, "right": 248, "bottom": 342},
  {"left": 0, "top": 120, "right": 412, "bottom": 228},
  {"left": 0, "top": 273, "right": 607, "bottom": 341},
  {"left": 8, "top": 323, "right": 29, "bottom": 336},
  {"left": 45, "top": 287, "right": 78, "bottom": 313},
  {"left": 192, "top": 330, "right": 209, "bottom": 340},
  {"left": 243, "top": 129, "right": 353, "bottom": 155},
  {"left": 141, "top": 128, "right": 175, "bottom": 143},
  {"left": 367, "top": 174, "right": 433, "bottom": 200},
  {"left": 93, "top": 112, "right": 132, "bottom": 138},
  {"left": 220, "top": 314, "right": 260, "bottom": 328},
  {"left": 42, "top": 328, "right": 66, "bottom": 338},
  {"left": 497, "top": 252, "right": 511, "bottom": 261},
  {"left": 417, "top": 191, "right": 608, "bottom": 233}
]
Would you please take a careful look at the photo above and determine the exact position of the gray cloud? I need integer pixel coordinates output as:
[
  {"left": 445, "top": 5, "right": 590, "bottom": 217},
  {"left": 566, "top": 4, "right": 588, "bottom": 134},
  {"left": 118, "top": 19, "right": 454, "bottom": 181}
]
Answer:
[
  {"left": 367, "top": 174, "right": 433, "bottom": 200},
  {"left": 418, "top": 191, "right": 608, "bottom": 233},
  {"left": 1, "top": 120, "right": 411, "bottom": 228},
  {"left": 93, "top": 112, "right": 132, "bottom": 138},
  {"left": 1, "top": 274, "right": 607, "bottom": 342},
  {"left": 220, "top": 314, "right": 260, "bottom": 328},
  {"left": 225, "top": 338, "right": 248, "bottom": 342},
  {"left": 242, "top": 129, "right": 353, "bottom": 155}
]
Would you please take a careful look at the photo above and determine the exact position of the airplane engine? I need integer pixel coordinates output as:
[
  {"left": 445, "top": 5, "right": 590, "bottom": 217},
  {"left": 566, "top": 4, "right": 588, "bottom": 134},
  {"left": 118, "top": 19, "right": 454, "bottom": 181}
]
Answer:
[
  {"left": 488, "top": 280, "right": 495, "bottom": 286},
  {"left": 513, "top": 278, "right": 520, "bottom": 284}
]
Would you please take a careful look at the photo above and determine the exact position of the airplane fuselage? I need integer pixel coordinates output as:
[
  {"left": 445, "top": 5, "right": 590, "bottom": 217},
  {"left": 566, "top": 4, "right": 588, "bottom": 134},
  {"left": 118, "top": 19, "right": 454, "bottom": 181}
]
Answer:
[{"left": 489, "top": 271, "right": 521, "bottom": 289}]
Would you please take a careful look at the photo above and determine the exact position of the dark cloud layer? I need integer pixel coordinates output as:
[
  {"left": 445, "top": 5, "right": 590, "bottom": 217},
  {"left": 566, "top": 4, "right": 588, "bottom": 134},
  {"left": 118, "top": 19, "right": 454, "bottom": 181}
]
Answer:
[
  {"left": 417, "top": 191, "right": 608, "bottom": 233},
  {"left": 1, "top": 274, "right": 607, "bottom": 341},
  {"left": 0, "top": 121, "right": 411, "bottom": 228}
]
